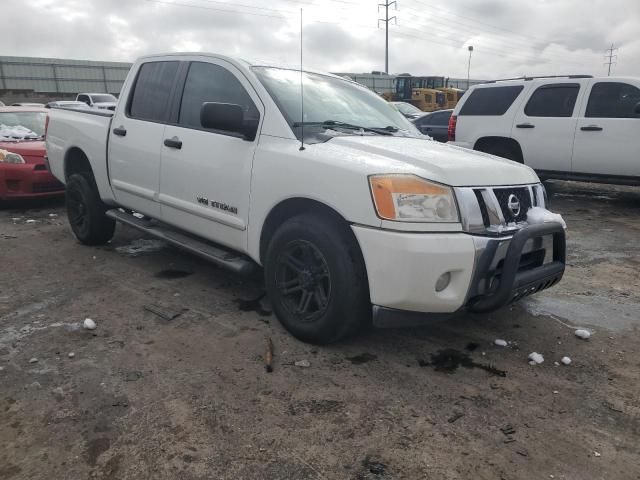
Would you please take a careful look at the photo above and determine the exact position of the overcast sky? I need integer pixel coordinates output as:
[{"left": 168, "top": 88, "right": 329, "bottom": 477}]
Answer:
[{"left": 2, "top": 0, "right": 639, "bottom": 79}]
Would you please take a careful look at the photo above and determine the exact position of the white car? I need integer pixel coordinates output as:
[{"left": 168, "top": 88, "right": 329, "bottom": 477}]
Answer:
[
  {"left": 76, "top": 93, "right": 118, "bottom": 110},
  {"left": 449, "top": 75, "right": 640, "bottom": 185},
  {"left": 46, "top": 53, "right": 566, "bottom": 343}
]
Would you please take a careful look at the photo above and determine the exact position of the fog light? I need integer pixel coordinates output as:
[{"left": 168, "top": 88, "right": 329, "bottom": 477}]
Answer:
[{"left": 435, "top": 272, "right": 451, "bottom": 292}]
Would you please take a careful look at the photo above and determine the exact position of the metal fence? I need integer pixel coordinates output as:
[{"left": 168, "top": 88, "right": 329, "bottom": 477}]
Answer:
[{"left": 0, "top": 56, "right": 132, "bottom": 95}]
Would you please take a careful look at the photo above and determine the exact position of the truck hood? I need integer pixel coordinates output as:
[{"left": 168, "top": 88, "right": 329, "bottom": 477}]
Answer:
[{"left": 324, "top": 136, "right": 538, "bottom": 187}]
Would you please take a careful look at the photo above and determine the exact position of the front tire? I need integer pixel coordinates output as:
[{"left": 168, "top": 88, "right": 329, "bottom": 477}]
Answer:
[
  {"left": 66, "top": 173, "right": 115, "bottom": 245},
  {"left": 264, "top": 212, "right": 370, "bottom": 344}
]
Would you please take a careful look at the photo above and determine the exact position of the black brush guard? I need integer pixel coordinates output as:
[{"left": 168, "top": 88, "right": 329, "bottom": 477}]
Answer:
[{"left": 468, "top": 222, "right": 566, "bottom": 313}]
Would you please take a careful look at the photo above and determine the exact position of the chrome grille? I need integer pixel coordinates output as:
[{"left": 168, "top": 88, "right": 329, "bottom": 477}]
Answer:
[{"left": 455, "top": 184, "right": 545, "bottom": 235}]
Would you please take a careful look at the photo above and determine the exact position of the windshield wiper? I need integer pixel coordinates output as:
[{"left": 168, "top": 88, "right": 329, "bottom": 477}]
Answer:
[{"left": 293, "top": 120, "right": 397, "bottom": 136}]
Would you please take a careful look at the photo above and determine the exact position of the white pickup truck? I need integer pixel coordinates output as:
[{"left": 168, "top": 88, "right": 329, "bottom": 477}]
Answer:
[{"left": 46, "top": 53, "right": 566, "bottom": 343}]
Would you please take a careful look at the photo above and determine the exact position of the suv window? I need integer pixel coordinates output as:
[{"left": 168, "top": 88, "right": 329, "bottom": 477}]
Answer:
[
  {"left": 586, "top": 82, "right": 640, "bottom": 118},
  {"left": 458, "top": 85, "right": 524, "bottom": 116},
  {"left": 128, "top": 61, "right": 179, "bottom": 122},
  {"left": 524, "top": 83, "right": 579, "bottom": 117},
  {"left": 77, "top": 94, "right": 90, "bottom": 105},
  {"left": 178, "top": 62, "right": 259, "bottom": 131}
]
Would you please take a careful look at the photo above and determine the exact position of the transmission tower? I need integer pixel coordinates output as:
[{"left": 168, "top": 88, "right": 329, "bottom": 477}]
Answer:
[
  {"left": 378, "top": 1, "right": 397, "bottom": 74},
  {"left": 604, "top": 44, "right": 618, "bottom": 76}
]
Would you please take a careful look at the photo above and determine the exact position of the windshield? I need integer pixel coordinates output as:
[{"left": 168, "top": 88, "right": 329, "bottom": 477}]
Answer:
[
  {"left": 0, "top": 112, "right": 46, "bottom": 140},
  {"left": 90, "top": 94, "right": 117, "bottom": 104},
  {"left": 394, "top": 102, "right": 422, "bottom": 115},
  {"left": 252, "top": 67, "right": 419, "bottom": 139}
]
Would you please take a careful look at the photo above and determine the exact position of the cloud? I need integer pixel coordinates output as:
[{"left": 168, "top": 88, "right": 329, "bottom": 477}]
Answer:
[{"left": 0, "top": 0, "right": 638, "bottom": 78}]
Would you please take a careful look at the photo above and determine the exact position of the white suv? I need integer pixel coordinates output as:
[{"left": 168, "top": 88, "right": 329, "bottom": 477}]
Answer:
[{"left": 449, "top": 75, "right": 640, "bottom": 185}]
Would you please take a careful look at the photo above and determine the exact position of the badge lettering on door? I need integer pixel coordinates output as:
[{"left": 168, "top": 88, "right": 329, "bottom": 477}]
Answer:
[{"left": 196, "top": 196, "right": 238, "bottom": 215}]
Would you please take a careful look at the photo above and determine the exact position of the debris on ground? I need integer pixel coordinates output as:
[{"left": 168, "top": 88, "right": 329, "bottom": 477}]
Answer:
[
  {"left": 265, "top": 337, "right": 274, "bottom": 373},
  {"left": 115, "top": 239, "right": 167, "bottom": 257},
  {"left": 25, "top": 219, "right": 37, "bottom": 224},
  {"left": 346, "top": 352, "right": 377, "bottom": 364},
  {"left": 594, "top": 451, "right": 601, "bottom": 457},
  {"left": 561, "top": 356, "right": 571, "bottom": 365},
  {"left": 575, "top": 329, "right": 591, "bottom": 339},
  {"left": 48, "top": 213, "right": 58, "bottom": 218},
  {"left": 494, "top": 339, "right": 508, "bottom": 347},
  {"left": 448, "top": 412, "right": 464, "bottom": 423},
  {"left": 68, "top": 352, "right": 75, "bottom": 358},
  {"left": 83, "top": 318, "right": 97, "bottom": 330},
  {"left": 143, "top": 303, "right": 185, "bottom": 321},
  {"left": 500, "top": 424, "right": 516, "bottom": 436},
  {"left": 420, "top": 349, "right": 506, "bottom": 377},
  {"left": 528, "top": 352, "right": 544, "bottom": 365},
  {"left": 29, "top": 357, "right": 38, "bottom": 364},
  {"left": 52, "top": 387, "right": 64, "bottom": 400},
  {"left": 294, "top": 359, "right": 311, "bottom": 368}
]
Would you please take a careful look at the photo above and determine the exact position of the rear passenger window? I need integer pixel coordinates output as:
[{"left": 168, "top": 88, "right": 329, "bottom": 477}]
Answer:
[
  {"left": 586, "top": 82, "right": 640, "bottom": 118},
  {"left": 178, "top": 62, "right": 259, "bottom": 131},
  {"left": 128, "top": 61, "right": 179, "bottom": 122},
  {"left": 458, "top": 86, "right": 524, "bottom": 116},
  {"left": 524, "top": 84, "right": 579, "bottom": 117}
]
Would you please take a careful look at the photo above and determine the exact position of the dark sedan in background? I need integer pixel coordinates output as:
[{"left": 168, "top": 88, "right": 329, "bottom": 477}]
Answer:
[{"left": 411, "top": 109, "right": 453, "bottom": 142}]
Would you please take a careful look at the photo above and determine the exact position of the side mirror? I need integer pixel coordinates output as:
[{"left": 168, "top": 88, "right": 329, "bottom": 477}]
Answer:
[
  {"left": 634, "top": 102, "right": 640, "bottom": 114},
  {"left": 201, "top": 102, "right": 255, "bottom": 139}
]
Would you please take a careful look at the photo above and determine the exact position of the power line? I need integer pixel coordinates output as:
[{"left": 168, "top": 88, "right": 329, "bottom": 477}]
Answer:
[
  {"left": 604, "top": 44, "right": 618, "bottom": 76},
  {"left": 378, "top": 1, "right": 397, "bottom": 74}
]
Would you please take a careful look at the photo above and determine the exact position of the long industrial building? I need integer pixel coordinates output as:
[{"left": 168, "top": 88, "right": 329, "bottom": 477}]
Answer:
[
  {"left": 0, "top": 55, "right": 487, "bottom": 105},
  {"left": 0, "top": 56, "right": 131, "bottom": 104}
]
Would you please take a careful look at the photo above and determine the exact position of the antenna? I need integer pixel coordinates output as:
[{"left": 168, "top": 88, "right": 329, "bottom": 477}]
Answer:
[{"left": 299, "top": 8, "right": 305, "bottom": 151}]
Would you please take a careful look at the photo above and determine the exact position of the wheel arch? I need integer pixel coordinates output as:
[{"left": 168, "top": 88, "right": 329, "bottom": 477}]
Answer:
[
  {"left": 259, "top": 197, "right": 359, "bottom": 266},
  {"left": 64, "top": 147, "right": 94, "bottom": 181},
  {"left": 473, "top": 136, "right": 524, "bottom": 163}
]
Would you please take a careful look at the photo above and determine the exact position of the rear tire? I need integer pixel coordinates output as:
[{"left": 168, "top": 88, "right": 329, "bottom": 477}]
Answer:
[
  {"left": 264, "top": 212, "right": 370, "bottom": 344},
  {"left": 66, "top": 173, "right": 115, "bottom": 245}
]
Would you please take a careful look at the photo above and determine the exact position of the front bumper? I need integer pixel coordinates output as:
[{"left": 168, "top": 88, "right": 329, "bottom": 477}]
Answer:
[
  {"left": 0, "top": 163, "right": 65, "bottom": 200},
  {"left": 352, "top": 222, "right": 566, "bottom": 326}
]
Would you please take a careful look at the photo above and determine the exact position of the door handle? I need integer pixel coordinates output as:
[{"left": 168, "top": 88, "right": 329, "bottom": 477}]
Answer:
[
  {"left": 113, "top": 126, "right": 127, "bottom": 137},
  {"left": 581, "top": 125, "right": 603, "bottom": 131},
  {"left": 516, "top": 123, "right": 535, "bottom": 129},
  {"left": 164, "top": 137, "right": 182, "bottom": 149}
]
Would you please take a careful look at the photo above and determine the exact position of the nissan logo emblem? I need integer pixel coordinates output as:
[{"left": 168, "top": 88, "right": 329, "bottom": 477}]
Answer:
[{"left": 507, "top": 194, "right": 521, "bottom": 217}]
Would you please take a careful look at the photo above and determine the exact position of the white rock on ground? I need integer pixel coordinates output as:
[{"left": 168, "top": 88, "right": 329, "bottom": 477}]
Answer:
[
  {"left": 29, "top": 357, "right": 38, "bottom": 364},
  {"left": 528, "top": 352, "right": 544, "bottom": 364},
  {"left": 68, "top": 352, "right": 75, "bottom": 358},
  {"left": 83, "top": 318, "right": 97, "bottom": 330},
  {"left": 25, "top": 219, "right": 37, "bottom": 224},
  {"left": 494, "top": 339, "right": 508, "bottom": 347},
  {"left": 561, "top": 356, "right": 572, "bottom": 365},
  {"left": 294, "top": 360, "right": 311, "bottom": 368},
  {"left": 574, "top": 329, "right": 591, "bottom": 339}
]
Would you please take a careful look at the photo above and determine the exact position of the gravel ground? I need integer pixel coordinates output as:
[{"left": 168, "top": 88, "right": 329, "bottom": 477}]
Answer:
[{"left": 1, "top": 181, "right": 639, "bottom": 480}]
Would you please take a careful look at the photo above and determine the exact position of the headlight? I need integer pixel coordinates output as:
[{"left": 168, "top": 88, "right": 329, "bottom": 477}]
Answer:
[
  {"left": 369, "top": 174, "right": 459, "bottom": 222},
  {"left": 0, "top": 150, "right": 25, "bottom": 164}
]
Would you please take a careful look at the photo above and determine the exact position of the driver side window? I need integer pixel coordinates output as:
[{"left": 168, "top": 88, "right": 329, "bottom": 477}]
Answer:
[{"left": 178, "top": 62, "right": 259, "bottom": 131}]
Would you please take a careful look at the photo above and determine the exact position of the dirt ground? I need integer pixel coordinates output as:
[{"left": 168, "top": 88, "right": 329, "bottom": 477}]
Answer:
[{"left": 1, "top": 181, "right": 639, "bottom": 480}]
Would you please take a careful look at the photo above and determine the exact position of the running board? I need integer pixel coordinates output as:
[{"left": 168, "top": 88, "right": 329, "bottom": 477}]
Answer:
[{"left": 106, "top": 209, "right": 257, "bottom": 276}]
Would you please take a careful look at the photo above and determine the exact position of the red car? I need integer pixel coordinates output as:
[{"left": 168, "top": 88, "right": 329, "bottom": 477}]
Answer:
[{"left": 0, "top": 107, "right": 64, "bottom": 200}]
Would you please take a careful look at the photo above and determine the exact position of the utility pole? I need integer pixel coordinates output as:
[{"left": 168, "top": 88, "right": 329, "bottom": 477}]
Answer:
[
  {"left": 467, "top": 45, "right": 474, "bottom": 89},
  {"left": 604, "top": 44, "right": 618, "bottom": 76},
  {"left": 378, "top": 1, "right": 396, "bottom": 74}
]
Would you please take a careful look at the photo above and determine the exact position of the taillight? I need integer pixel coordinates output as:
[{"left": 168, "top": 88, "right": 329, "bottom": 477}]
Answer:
[
  {"left": 44, "top": 114, "right": 50, "bottom": 139},
  {"left": 447, "top": 114, "right": 457, "bottom": 142}
]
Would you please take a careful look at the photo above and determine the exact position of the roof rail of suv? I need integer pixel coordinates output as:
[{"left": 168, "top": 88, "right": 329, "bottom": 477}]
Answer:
[{"left": 484, "top": 75, "right": 593, "bottom": 84}]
